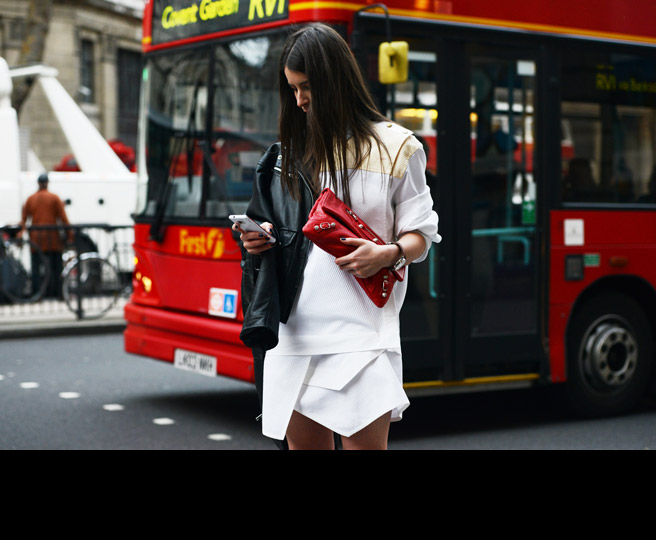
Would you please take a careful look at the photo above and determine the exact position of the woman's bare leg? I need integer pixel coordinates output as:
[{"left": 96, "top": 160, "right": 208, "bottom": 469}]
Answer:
[
  {"left": 341, "top": 411, "right": 392, "bottom": 450},
  {"left": 286, "top": 411, "right": 335, "bottom": 450}
]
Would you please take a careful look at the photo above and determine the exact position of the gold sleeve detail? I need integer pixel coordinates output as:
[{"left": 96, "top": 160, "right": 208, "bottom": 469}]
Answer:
[
  {"left": 357, "top": 122, "right": 423, "bottom": 180},
  {"left": 390, "top": 136, "right": 422, "bottom": 180}
]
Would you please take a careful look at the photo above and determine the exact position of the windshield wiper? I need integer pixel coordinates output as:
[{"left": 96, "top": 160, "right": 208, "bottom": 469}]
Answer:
[{"left": 149, "top": 80, "right": 202, "bottom": 243}]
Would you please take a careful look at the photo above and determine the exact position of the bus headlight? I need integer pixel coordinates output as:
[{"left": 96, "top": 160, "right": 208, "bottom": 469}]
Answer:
[{"left": 141, "top": 276, "right": 153, "bottom": 293}]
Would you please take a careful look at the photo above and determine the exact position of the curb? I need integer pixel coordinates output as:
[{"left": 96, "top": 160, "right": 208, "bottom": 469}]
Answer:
[
  {"left": 1, "top": 299, "right": 127, "bottom": 340},
  {"left": 0, "top": 318, "right": 126, "bottom": 340}
]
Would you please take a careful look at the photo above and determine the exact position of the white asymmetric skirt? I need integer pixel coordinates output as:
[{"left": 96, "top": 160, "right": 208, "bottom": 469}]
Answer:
[{"left": 262, "top": 348, "right": 410, "bottom": 440}]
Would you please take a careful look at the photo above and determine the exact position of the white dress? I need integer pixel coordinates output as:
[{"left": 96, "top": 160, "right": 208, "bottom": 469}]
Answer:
[{"left": 262, "top": 123, "right": 441, "bottom": 440}]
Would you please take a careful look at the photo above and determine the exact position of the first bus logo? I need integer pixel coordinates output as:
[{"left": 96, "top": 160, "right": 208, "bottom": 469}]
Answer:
[{"left": 179, "top": 228, "right": 225, "bottom": 259}]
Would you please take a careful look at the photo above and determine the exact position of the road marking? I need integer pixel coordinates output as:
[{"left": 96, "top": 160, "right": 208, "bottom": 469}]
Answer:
[
  {"left": 153, "top": 417, "right": 175, "bottom": 426},
  {"left": 20, "top": 382, "right": 39, "bottom": 389},
  {"left": 208, "top": 433, "right": 232, "bottom": 442},
  {"left": 103, "top": 404, "right": 125, "bottom": 411},
  {"left": 59, "top": 392, "right": 81, "bottom": 399}
]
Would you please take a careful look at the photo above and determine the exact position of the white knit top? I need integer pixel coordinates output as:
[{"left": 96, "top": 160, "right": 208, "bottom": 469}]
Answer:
[{"left": 267, "top": 121, "right": 441, "bottom": 357}]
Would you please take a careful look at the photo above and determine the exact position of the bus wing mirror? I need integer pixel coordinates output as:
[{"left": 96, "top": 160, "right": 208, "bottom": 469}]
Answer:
[{"left": 379, "top": 41, "right": 409, "bottom": 84}]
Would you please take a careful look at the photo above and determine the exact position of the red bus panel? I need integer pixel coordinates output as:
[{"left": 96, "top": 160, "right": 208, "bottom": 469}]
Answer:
[
  {"left": 125, "top": 222, "right": 254, "bottom": 382},
  {"left": 549, "top": 210, "right": 656, "bottom": 382}
]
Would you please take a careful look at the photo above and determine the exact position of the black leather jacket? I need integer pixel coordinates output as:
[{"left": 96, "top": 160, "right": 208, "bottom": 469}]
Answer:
[
  {"left": 238, "top": 144, "right": 314, "bottom": 449},
  {"left": 239, "top": 143, "right": 314, "bottom": 352}
]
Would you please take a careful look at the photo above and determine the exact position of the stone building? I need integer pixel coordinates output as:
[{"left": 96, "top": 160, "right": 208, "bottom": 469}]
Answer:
[{"left": 0, "top": 0, "right": 144, "bottom": 170}]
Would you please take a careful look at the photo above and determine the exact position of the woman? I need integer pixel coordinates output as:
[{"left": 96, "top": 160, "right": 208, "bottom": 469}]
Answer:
[{"left": 235, "top": 23, "right": 441, "bottom": 450}]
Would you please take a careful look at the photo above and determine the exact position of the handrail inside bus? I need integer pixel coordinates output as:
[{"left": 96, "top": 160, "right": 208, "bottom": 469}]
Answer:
[{"left": 471, "top": 226, "right": 535, "bottom": 237}]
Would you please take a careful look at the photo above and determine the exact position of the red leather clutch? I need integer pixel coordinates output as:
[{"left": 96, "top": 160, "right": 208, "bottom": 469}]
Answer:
[{"left": 302, "top": 188, "right": 404, "bottom": 308}]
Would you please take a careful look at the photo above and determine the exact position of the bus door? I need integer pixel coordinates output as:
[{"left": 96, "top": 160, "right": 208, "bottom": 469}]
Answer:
[
  {"left": 360, "top": 25, "right": 544, "bottom": 385},
  {"left": 457, "top": 44, "right": 543, "bottom": 379}
]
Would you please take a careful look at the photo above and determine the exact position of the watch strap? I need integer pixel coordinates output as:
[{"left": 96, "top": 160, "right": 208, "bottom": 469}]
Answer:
[
  {"left": 389, "top": 241, "right": 406, "bottom": 271},
  {"left": 391, "top": 241, "right": 406, "bottom": 260}
]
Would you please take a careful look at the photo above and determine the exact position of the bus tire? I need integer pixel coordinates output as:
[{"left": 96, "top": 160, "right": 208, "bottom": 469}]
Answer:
[{"left": 566, "top": 292, "right": 653, "bottom": 417}]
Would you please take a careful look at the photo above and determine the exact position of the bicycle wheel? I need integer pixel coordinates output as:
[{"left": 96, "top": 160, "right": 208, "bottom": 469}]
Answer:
[
  {"left": 62, "top": 254, "right": 121, "bottom": 319},
  {"left": 0, "top": 238, "right": 50, "bottom": 303}
]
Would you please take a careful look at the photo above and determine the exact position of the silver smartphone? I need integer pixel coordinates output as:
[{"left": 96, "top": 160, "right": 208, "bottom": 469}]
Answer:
[{"left": 229, "top": 214, "right": 276, "bottom": 244}]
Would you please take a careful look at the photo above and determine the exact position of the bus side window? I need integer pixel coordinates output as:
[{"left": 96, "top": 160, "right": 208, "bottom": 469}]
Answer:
[{"left": 561, "top": 50, "right": 656, "bottom": 206}]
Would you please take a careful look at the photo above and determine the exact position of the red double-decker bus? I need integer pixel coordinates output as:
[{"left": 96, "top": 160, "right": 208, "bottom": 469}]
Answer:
[{"left": 124, "top": 0, "right": 656, "bottom": 417}]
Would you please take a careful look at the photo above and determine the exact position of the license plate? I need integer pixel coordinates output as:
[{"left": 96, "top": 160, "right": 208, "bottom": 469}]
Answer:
[{"left": 174, "top": 348, "right": 217, "bottom": 378}]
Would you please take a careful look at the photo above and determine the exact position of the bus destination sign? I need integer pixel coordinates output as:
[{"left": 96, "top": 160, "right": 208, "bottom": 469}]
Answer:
[{"left": 152, "top": 0, "right": 289, "bottom": 45}]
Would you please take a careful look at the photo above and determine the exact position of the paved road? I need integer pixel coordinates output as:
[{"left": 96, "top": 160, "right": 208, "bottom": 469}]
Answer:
[
  {"left": 2, "top": 333, "right": 655, "bottom": 449},
  {"left": 1, "top": 333, "right": 264, "bottom": 450}
]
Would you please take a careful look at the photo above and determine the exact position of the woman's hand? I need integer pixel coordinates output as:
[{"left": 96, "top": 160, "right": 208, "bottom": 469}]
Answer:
[
  {"left": 334, "top": 238, "right": 400, "bottom": 279},
  {"left": 233, "top": 221, "right": 275, "bottom": 255},
  {"left": 335, "top": 232, "right": 426, "bottom": 278}
]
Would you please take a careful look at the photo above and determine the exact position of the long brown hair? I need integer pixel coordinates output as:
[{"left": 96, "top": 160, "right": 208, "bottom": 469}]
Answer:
[{"left": 278, "top": 23, "right": 388, "bottom": 206}]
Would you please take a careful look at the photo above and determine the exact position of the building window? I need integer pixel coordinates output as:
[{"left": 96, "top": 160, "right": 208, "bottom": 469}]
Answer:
[
  {"left": 9, "top": 19, "right": 26, "bottom": 42},
  {"left": 80, "top": 39, "right": 95, "bottom": 103},
  {"left": 117, "top": 48, "right": 142, "bottom": 151}
]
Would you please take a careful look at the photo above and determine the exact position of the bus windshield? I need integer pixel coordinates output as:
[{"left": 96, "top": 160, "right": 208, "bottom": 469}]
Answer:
[{"left": 137, "top": 32, "right": 286, "bottom": 224}]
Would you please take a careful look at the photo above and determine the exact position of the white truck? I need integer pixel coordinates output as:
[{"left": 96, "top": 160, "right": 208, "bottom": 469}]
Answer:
[{"left": 0, "top": 57, "right": 137, "bottom": 228}]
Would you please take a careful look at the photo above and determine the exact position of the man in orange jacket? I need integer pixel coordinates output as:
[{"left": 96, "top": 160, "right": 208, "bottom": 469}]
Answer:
[{"left": 20, "top": 173, "right": 72, "bottom": 298}]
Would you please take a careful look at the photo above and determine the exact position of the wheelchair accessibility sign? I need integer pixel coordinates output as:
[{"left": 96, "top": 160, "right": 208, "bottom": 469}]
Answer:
[{"left": 209, "top": 288, "right": 238, "bottom": 319}]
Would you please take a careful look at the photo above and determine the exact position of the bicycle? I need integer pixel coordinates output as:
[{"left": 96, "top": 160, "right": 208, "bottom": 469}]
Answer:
[
  {"left": 61, "top": 226, "right": 133, "bottom": 319},
  {"left": 0, "top": 225, "right": 50, "bottom": 304}
]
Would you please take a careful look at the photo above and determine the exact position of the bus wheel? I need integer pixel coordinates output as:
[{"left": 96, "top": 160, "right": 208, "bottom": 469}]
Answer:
[{"left": 566, "top": 292, "right": 653, "bottom": 417}]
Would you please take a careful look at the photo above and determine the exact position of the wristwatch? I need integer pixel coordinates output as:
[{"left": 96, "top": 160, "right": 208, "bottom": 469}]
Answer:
[{"left": 389, "top": 241, "right": 406, "bottom": 271}]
